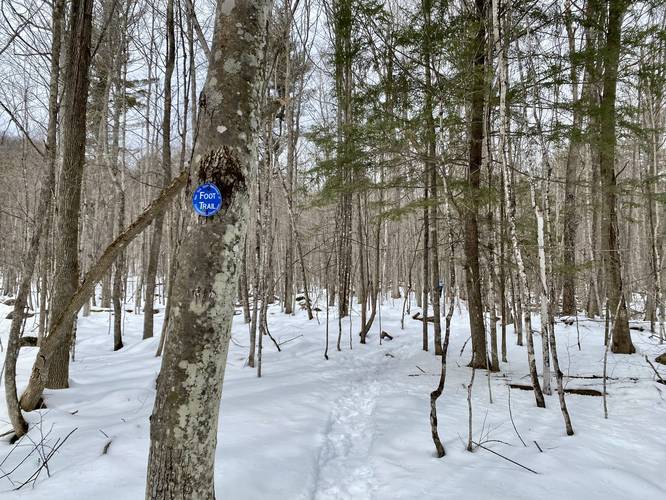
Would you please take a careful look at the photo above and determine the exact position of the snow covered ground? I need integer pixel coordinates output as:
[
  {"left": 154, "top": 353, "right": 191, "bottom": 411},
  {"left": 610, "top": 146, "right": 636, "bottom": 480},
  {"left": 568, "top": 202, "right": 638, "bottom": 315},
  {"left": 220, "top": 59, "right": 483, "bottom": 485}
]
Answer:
[{"left": 1, "top": 296, "right": 665, "bottom": 499}]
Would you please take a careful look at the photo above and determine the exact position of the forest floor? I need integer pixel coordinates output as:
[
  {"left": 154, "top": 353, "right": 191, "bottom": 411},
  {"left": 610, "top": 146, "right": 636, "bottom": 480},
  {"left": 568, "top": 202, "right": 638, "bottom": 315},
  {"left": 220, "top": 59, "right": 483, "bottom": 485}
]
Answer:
[{"left": 0, "top": 296, "right": 665, "bottom": 499}]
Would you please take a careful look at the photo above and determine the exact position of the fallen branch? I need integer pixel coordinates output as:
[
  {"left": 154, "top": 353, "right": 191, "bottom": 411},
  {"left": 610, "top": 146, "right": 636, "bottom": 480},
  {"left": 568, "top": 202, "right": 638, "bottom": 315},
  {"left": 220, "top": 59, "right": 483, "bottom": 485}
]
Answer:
[
  {"left": 19, "top": 170, "right": 188, "bottom": 412},
  {"left": 411, "top": 311, "right": 436, "bottom": 323},
  {"left": 472, "top": 441, "right": 539, "bottom": 474},
  {"left": 15, "top": 427, "right": 77, "bottom": 490},
  {"left": 565, "top": 374, "right": 636, "bottom": 381},
  {"left": 645, "top": 356, "right": 665, "bottom": 384},
  {"left": 278, "top": 334, "right": 303, "bottom": 346},
  {"left": 509, "top": 383, "right": 601, "bottom": 396}
]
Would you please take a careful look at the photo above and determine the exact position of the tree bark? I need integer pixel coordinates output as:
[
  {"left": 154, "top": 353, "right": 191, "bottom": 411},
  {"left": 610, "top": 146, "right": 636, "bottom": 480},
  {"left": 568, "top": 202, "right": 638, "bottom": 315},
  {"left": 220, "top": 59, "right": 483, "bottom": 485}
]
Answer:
[
  {"left": 145, "top": 0, "right": 268, "bottom": 496},
  {"left": 533, "top": 186, "right": 552, "bottom": 395},
  {"left": 46, "top": 0, "right": 95, "bottom": 390},
  {"left": 561, "top": 0, "right": 586, "bottom": 315},
  {"left": 429, "top": 163, "right": 457, "bottom": 457},
  {"left": 110, "top": 35, "right": 127, "bottom": 352},
  {"left": 465, "top": 0, "right": 488, "bottom": 368},
  {"left": 423, "top": 0, "right": 442, "bottom": 355},
  {"left": 493, "top": 0, "right": 543, "bottom": 406},
  {"left": 599, "top": 0, "right": 635, "bottom": 354},
  {"left": 283, "top": 34, "right": 296, "bottom": 315}
]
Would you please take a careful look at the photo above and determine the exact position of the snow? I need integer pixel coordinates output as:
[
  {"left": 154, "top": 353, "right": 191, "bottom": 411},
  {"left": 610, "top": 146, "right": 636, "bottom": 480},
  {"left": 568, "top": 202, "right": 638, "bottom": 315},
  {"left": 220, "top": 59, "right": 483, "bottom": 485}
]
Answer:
[{"left": 1, "top": 296, "right": 665, "bottom": 499}]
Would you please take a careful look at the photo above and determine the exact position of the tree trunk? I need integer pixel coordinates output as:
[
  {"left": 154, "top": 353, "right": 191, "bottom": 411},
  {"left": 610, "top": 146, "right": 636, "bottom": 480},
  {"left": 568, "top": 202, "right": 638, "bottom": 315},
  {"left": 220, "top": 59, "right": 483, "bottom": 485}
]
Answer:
[
  {"left": 111, "top": 41, "right": 127, "bottom": 352},
  {"left": 145, "top": 0, "right": 268, "bottom": 495},
  {"left": 46, "top": 0, "right": 95, "bottom": 390},
  {"left": 283, "top": 37, "right": 296, "bottom": 315},
  {"left": 4, "top": 0, "right": 64, "bottom": 437},
  {"left": 332, "top": 0, "right": 353, "bottom": 320},
  {"left": 561, "top": 0, "right": 589, "bottom": 315},
  {"left": 465, "top": 0, "right": 488, "bottom": 369},
  {"left": 430, "top": 162, "right": 458, "bottom": 457},
  {"left": 143, "top": 0, "right": 175, "bottom": 340},
  {"left": 599, "top": 0, "right": 634, "bottom": 354},
  {"left": 422, "top": 170, "right": 429, "bottom": 352},
  {"left": 493, "top": 0, "right": 544, "bottom": 406},
  {"left": 533, "top": 186, "right": 552, "bottom": 395},
  {"left": 423, "top": 0, "right": 441, "bottom": 355},
  {"left": 240, "top": 241, "right": 251, "bottom": 323},
  {"left": 357, "top": 194, "right": 368, "bottom": 342}
]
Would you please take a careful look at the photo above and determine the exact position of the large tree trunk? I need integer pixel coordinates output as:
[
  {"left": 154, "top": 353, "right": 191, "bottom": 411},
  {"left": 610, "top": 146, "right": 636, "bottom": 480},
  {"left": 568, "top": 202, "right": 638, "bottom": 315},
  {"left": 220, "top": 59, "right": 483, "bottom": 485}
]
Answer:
[
  {"left": 145, "top": 0, "right": 268, "bottom": 497},
  {"left": 561, "top": 0, "right": 585, "bottom": 315},
  {"left": 464, "top": 0, "right": 488, "bottom": 369},
  {"left": 599, "top": 0, "right": 635, "bottom": 354},
  {"left": 46, "top": 0, "right": 95, "bottom": 390},
  {"left": 332, "top": 0, "right": 353, "bottom": 320}
]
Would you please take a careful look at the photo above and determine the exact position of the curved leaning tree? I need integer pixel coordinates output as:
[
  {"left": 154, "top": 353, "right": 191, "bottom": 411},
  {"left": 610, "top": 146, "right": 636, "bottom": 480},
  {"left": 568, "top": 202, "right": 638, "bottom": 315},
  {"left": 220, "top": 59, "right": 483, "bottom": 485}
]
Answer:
[{"left": 145, "top": 0, "right": 270, "bottom": 498}]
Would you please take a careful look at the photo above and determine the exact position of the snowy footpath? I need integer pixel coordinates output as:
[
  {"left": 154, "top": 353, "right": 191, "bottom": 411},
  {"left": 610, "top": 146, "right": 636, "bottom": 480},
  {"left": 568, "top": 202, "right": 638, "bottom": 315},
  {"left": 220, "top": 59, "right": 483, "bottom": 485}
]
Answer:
[{"left": 1, "top": 298, "right": 665, "bottom": 500}]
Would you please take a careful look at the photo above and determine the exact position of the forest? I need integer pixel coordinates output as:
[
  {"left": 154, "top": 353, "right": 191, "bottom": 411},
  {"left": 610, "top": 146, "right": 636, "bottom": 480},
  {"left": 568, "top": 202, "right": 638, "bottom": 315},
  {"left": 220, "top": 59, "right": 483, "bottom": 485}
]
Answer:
[{"left": 0, "top": 0, "right": 665, "bottom": 498}]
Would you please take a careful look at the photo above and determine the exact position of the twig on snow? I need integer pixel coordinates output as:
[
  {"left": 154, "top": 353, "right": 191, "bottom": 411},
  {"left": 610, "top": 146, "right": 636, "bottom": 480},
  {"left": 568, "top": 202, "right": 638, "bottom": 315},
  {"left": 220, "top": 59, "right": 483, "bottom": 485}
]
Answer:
[
  {"left": 508, "top": 386, "right": 526, "bottom": 447},
  {"left": 278, "top": 334, "right": 303, "bottom": 346},
  {"left": 645, "top": 356, "right": 665, "bottom": 384},
  {"left": 472, "top": 441, "right": 539, "bottom": 474}
]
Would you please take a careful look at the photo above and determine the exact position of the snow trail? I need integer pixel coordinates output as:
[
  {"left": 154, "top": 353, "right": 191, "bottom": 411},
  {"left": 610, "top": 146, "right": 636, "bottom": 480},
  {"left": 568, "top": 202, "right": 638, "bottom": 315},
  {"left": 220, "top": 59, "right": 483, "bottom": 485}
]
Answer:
[
  {"left": 312, "top": 355, "right": 384, "bottom": 500},
  {"left": 2, "top": 302, "right": 666, "bottom": 499}
]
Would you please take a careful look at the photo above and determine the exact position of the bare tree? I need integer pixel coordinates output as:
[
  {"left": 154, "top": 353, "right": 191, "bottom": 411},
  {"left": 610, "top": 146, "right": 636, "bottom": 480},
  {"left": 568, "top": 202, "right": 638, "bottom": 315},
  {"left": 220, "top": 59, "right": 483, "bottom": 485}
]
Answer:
[{"left": 45, "top": 0, "right": 95, "bottom": 389}]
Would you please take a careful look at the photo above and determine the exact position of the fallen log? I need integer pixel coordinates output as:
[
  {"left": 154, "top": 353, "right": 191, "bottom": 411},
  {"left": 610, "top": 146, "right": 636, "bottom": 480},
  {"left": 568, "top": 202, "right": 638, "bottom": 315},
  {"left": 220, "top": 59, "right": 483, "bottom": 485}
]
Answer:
[
  {"left": 509, "top": 383, "right": 602, "bottom": 397},
  {"left": 412, "top": 312, "right": 436, "bottom": 323},
  {"left": 380, "top": 331, "right": 394, "bottom": 341}
]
